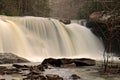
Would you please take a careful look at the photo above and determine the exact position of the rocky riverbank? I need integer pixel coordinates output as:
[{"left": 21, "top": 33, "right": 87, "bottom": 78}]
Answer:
[
  {"left": 0, "top": 58, "right": 95, "bottom": 80},
  {"left": 0, "top": 58, "right": 120, "bottom": 80}
]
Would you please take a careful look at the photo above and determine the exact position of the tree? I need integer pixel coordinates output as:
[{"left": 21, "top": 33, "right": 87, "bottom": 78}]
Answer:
[
  {"left": 0, "top": 0, "right": 50, "bottom": 16},
  {"left": 86, "top": 0, "right": 120, "bottom": 71}
]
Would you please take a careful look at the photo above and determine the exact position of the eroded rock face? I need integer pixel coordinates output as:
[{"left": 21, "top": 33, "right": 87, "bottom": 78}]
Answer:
[
  {"left": 0, "top": 53, "right": 29, "bottom": 64},
  {"left": 87, "top": 11, "right": 120, "bottom": 55},
  {"left": 40, "top": 58, "right": 96, "bottom": 68}
]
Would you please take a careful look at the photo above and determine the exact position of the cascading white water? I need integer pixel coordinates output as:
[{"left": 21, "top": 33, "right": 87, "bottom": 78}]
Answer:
[{"left": 0, "top": 16, "right": 104, "bottom": 62}]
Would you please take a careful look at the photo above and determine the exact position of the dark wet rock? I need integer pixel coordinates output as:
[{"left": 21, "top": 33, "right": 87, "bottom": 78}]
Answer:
[
  {"left": 23, "top": 74, "right": 47, "bottom": 80},
  {"left": 0, "top": 53, "right": 29, "bottom": 64},
  {"left": 60, "top": 58, "right": 73, "bottom": 64},
  {"left": 29, "top": 66, "right": 43, "bottom": 74},
  {"left": 37, "top": 64, "right": 46, "bottom": 71},
  {"left": 0, "top": 66, "right": 7, "bottom": 75},
  {"left": 29, "top": 69, "right": 42, "bottom": 75},
  {"left": 46, "top": 74, "right": 63, "bottom": 80},
  {"left": 59, "top": 19, "right": 71, "bottom": 24},
  {"left": 23, "top": 66, "right": 46, "bottom": 80},
  {"left": 13, "top": 64, "right": 30, "bottom": 70},
  {"left": 70, "top": 74, "right": 81, "bottom": 80},
  {"left": 41, "top": 58, "right": 62, "bottom": 67},
  {"left": 73, "top": 58, "right": 96, "bottom": 66},
  {"left": 24, "top": 73, "right": 63, "bottom": 80},
  {"left": 0, "top": 66, "right": 20, "bottom": 75},
  {"left": 0, "top": 79, "right": 5, "bottom": 80},
  {"left": 61, "top": 63, "right": 76, "bottom": 68},
  {"left": 40, "top": 58, "right": 95, "bottom": 68}
]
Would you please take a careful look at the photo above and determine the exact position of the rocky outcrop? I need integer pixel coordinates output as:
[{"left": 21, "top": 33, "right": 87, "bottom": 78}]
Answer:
[
  {"left": 40, "top": 58, "right": 96, "bottom": 68},
  {"left": 87, "top": 11, "right": 120, "bottom": 55},
  {"left": 0, "top": 53, "right": 29, "bottom": 64},
  {"left": 59, "top": 19, "right": 71, "bottom": 24}
]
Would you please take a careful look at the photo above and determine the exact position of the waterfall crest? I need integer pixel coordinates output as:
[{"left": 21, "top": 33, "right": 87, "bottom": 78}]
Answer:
[{"left": 0, "top": 16, "right": 104, "bottom": 61}]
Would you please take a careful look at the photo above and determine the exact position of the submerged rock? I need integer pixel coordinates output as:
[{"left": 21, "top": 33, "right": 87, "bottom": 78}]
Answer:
[
  {"left": 46, "top": 74, "right": 63, "bottom": 80},
  {"left": 73, "top": 58, "right": 96, "bottom": 66},
  {"left": 40, "top": 58, "right": 96, "bottom": 68},
  {"left": 13, "top": 64, "right": 30, "bottom": 70},
  {"left": 70, "top": 74, "right": 81, "bottom": 80},
  {"left": 0, "top": 53, "right": 29, "bottom": 64},
  {"left": 40, "top": 58, "right": 62, "bottom": 67}
]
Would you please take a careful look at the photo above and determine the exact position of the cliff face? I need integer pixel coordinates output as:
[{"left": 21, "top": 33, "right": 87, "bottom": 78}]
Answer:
[{"left": 49, "top": 0, "right": 86, "bottom": 19}]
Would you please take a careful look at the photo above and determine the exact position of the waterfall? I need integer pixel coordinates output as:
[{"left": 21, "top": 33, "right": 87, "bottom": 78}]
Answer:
[{"left": 0, "top": 16, "right": 104, "bottom": 62}]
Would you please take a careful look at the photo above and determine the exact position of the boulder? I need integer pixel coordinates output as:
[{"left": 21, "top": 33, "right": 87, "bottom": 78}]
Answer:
[
  {"left": 60, "top": 58, "right": 72, "bottom": 64},
  {"left": 23, "top": 74, "right": 47, "bottom": 80},
  {"left": 73, "top": 58, "right": 96, "bottom": 66},
  {"left": 40, "top": 58, "right": 61, "bottom": 67},
  {"left": 70, "top": 74, "right": 81, "bottom": 80},
  {"left": 46, "top": 74, "right": 63, "bottom": 80},
  {"left": 60, "top": 63, "right": 76, "bottom": 68},
  {"left": 24, "top": 73, "right": 63, "bottom": 80},
  {"left": 23, "top": 66, "right": 46, "bottom": 80},
  {"left": 40, "top": 58, "right": 96, "bottom": 68},
  {"left": 59, "top": 19, "right": 71, "bottom": 24},
  {"left": 12, "top": 64, "right": 30, "bottom": 70}
]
